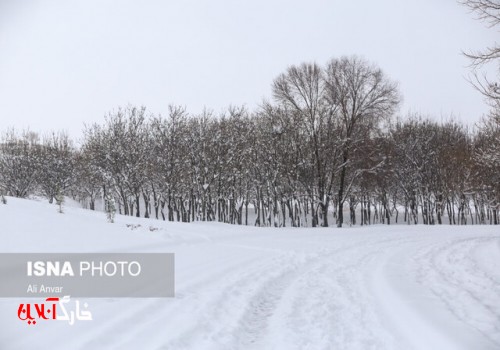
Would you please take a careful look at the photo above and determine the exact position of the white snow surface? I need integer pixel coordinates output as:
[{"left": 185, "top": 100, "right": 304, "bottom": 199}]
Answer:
[{"left": 0, "top": 197, "right": 499, "bottom": 350}]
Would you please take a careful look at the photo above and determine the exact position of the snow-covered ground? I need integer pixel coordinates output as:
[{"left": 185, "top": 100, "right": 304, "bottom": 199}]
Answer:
[{"left": 0, "top": 197, "right": 499, "bottom": 350}]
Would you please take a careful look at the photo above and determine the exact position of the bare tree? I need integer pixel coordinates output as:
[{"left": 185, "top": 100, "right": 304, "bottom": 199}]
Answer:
[
  {"left": 272, "top": 63, "right": 340, "bottom": 227},
  {"left": 460, "top": 0, "right": 500, "bottom": 103},
  {"left": 38, "top": 132, "right": 75, "bottom": 203},
  {"left": 73, "top": 147, "right": 102, "bottom": 210},
  {"left": 0, "top": 130, "right": 42, "bottom": 198},
  {"left": 324, "top": 56, "right": 400, "bottom": 227},
  {"left": 150, "top": 105, "right": 189, "bottom": 221}
]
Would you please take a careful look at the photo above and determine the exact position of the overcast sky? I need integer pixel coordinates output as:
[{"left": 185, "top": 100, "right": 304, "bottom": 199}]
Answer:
[{"left": 0, "top": 0, "right": 496, "bottom": 138}]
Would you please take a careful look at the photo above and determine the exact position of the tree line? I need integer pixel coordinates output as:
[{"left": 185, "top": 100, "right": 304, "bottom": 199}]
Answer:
[{"left": 0, "top": 56, "right": 498, "bottom": 226}]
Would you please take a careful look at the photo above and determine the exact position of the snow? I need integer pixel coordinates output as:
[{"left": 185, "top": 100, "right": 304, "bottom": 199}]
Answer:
[{"left": 0, "top": 197, "right": 499, "bottom": 349}]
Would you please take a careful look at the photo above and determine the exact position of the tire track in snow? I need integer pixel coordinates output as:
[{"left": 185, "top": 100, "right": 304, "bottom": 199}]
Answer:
[
  {"left": 106, "top": 253, "right": 267, "bottom": 349},
  {"left": 74, "top": 240, "right": 277, "bottom": 349},
  {"left": 157, "top": 251, "right": 305, "bottom": 349},
  {"left": 373, "top": 232, "right": 500, "bottom": 350},
  {"left": 159, "top": 241, "right": 366, "bottom": 349},
  {"left": 416, "top": 235, "right": 500, "bottom": 347},
  {"left": 229, "top": 234, "right": 418, "bottom": 350},
  {"left": 232, "top": 254, "right": 313, "bottom": 349},
  {"left": 269, "top": 234, "right": 421, "bottom": 350}
]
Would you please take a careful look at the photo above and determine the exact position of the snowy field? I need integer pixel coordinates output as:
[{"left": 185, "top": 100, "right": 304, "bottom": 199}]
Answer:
[{"left": 0, "top": 197, "right": 499, "bottom": 350}]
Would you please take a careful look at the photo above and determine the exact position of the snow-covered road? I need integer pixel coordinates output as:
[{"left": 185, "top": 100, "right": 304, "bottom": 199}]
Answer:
[{"left": 0, "top": 198, "right": 499, "bottom": 349}]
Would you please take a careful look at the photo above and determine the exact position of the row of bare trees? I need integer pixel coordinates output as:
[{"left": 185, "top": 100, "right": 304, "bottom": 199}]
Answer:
[{"left": 0, "top": 56, "right": 499, "bottom": 226}]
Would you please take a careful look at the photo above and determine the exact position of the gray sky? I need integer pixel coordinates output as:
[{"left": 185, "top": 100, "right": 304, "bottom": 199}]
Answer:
[{"left": 0, "top": 0, "right": 497, "bottom": 138}]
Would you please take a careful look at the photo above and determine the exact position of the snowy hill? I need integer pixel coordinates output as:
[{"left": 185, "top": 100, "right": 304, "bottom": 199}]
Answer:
[{"left": 0, "top": 197, "right": 499, "bottom": 350}]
